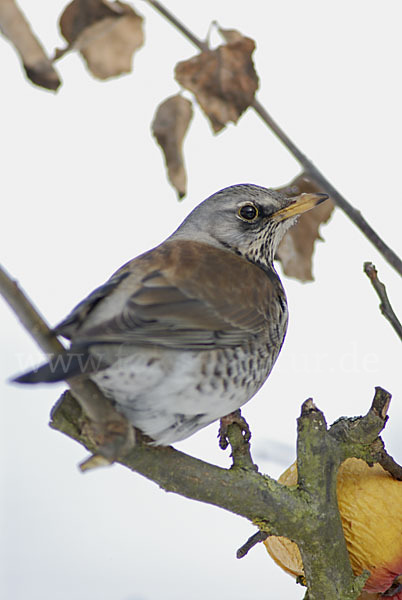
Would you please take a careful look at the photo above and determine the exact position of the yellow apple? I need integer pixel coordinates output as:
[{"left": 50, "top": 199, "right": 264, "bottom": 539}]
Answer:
[{"left": 264, "top": 458, "right": 402, "bottom": 597}]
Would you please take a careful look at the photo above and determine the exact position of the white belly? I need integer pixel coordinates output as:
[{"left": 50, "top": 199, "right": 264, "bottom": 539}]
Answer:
[{"left": 91, "top": 344, "right": 273, "bottom": 445}]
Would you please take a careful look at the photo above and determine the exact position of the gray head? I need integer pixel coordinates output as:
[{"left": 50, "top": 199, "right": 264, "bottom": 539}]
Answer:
[{"left": 170, "top": 184, "right": 328, "bottom": 269}]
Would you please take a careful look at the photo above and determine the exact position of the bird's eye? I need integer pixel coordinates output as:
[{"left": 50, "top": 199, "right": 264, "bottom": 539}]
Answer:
[{"left": 238, "top": 203, "right": 259, "bottom": 222}]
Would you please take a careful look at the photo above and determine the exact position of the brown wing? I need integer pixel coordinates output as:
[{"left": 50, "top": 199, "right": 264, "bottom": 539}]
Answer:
[{"left": 65, "top": 240, "right": 286, "bottom": 350}]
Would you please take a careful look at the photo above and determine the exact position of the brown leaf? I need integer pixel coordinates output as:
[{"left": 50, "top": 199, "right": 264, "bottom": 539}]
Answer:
[
  {"left": 0, "top": 0, "right": 61, "bottom": 90},
  {"left": 175, "top": 36, "right": 258, "bottom": 133},
  {"left": 152, "top": 95, "right": 193, "bottom": 199},
  {"left": 275, "top": 174, "right": 335, "bottom": 281},
  {"left": 59, "top": 0, "right": 144, "bottom": 80},
  {"left": 217, "top": 26, "right": 244, "bottom": 44}
]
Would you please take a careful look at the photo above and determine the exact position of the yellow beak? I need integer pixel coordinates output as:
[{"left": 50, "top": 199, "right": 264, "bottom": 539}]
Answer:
[{"left": 273, "top": 192, "right": 329, "bottom": 222}]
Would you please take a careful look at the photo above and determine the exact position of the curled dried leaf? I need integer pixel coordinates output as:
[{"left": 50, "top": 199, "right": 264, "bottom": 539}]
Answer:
[
  {"left": 59, "top": 0, "right": 144, "bottom": 79},
  {"left": 175, "top": 36, "right": 258, "bottom": 133},
  {"left": 0, "top": 0, "right": 61, "bottom": 90},
  {"left": 152, "top": 95, "right": 193, "bottom": 199},
  {"left": 275, "top": 174, "right": 334, "bottom": 281}
]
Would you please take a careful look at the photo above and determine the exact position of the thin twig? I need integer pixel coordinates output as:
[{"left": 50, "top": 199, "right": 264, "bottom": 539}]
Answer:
[
  {"left": 0, "top": 264, "right": 65, "bottom": 355},
  {"left": 0, "top": 264, "right": 135, "bottom": 463},
  {"left": 376, "top": 444, "right": 402, "bottom": 481},
  {"left": 143, "top": 0, "right": 402, "bottom": 278},
  {"left": 144, "top": 0, "right": 208, "bottom": 51},
  {"left": 364, "top": 262, "right": 402, "bottom": 340},
  {"left": 252, "top": 102, "right": 402, "bottom": 277}
]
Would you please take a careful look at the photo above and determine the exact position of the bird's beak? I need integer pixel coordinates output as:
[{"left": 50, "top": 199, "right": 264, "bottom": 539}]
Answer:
[{"left": 272, "top": 192, "right": 329, "bottom": 221}]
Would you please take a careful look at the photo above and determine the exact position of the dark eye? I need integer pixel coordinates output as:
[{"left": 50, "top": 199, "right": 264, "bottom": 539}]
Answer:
[{"left": 238, "top": 203, "right": 259, "bottom": 222}]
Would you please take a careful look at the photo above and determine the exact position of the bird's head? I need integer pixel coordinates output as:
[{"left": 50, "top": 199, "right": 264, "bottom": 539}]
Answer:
[{"left": 171, "top": 184, "right": 328, "bottom": 269}]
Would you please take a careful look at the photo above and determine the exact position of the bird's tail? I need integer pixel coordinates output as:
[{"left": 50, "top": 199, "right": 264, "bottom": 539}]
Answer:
[{"left": 12, "top": 350, "right": 99, "bottom": 384}]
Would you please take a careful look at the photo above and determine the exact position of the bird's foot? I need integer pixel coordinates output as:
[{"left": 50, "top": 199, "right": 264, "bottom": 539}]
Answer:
[{"left": 218, "top": 409, "right": 251, "bottom": 450}]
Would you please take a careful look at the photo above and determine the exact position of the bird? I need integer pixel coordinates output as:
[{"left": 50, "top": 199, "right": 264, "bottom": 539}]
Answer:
[{"left": 14, "top": 184, "right": 328, "bottom": 446}]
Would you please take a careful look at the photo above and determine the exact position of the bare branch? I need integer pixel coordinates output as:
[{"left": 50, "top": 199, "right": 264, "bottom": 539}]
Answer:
[
  {"left": 4, "top": 261, "right": 395, "bottom": 599},
  {"left": 328, "top": 387, "right": 402, "bottom": 480},
  {"left": 144, "top": 0, "right": 209, "bottom": 51},
  {"left": 52, "top": 387, "right": 386, "bottom": 600},
  {"left": 143, "top": 0, "right": 402, "bottom": 278},
  {"left": 0, "top": 0, "right": 60, "bottom": 90},
  {"left": 295, "top": 399, "right": 366, "bottom": 599},
  {"left": 0, "top": 264, "right": 65, "bottom": 355},
  {"left": 51, "top": 390, "right": 303, "bottom": 529},
  {"left": 0, "top": 264, "right": 134, "bottom": 463},
  {"left": 364, "top": 262, "right": 402, "bottom": 340}
]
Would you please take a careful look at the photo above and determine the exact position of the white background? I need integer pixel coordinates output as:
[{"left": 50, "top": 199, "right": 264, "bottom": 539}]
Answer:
[{"left": 1, "top": 2, "right": 401, "bottom": 599}]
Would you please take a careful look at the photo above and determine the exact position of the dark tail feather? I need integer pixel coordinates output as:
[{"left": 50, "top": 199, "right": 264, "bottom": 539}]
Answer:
[{"left": 12, "top": 351, "right": 98, "bottom": 384}]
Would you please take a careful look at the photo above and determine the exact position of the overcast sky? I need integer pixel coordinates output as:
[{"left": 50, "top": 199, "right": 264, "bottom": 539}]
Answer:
[{"left": 1, "top": 2, "right": 401, "bottom": 599}]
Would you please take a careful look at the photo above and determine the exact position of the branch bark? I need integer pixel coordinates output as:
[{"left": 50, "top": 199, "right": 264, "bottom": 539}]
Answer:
[
  {"left": 143, "top": 0, "right": 402, "bottom": 278},
  {"left": 50, "top": 386, "right": 396, "bottom": 600}
]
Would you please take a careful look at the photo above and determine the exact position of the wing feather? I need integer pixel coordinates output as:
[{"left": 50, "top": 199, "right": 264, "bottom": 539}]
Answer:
[{"left": 64, "top": 240, "right": 286, "bottom": 351}]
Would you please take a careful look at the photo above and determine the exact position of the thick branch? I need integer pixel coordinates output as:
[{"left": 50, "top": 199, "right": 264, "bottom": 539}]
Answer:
[
  {"left": 51, "top": 387, "right": 398, "bottom": 600},
  {"left": 364, "top": 262, "right": 402, "bottom": 340},
  {"left": 295, "top": 400, "right": 367, "bottom": 599},
  {"left": 50, "top": 390, "right": 303, "bottom": 531},
  {"left": 143, "top": 0, "right": 402, "bottom": 278}
]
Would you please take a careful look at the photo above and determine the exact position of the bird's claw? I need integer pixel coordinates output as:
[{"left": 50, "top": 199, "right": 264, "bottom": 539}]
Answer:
[{"left": 218, "top": 409, "right": 251, "bottom": 450}]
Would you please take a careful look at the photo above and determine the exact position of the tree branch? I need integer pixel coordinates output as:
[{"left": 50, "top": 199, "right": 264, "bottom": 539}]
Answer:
[
  {"left": 50, "top": 390, "right": 303, "bottom": 530},
  {"left": 51, "top": 386, "right": 397, "bottom": 599},
  {"left": 3, "top": 257, "right": 400, "bottom": 597},
  {"left": 0, "top": 264, "right": 135, "bottom": 464},
  {"left": 364, "top": 262, "right": 402, "bottom": 340},
  {"left": 295, "top": 400, "right": 368, "bottom": 599},
  {"left": 143, "top": 0, "right": 402, "bottom": 278},
  {"left": 3, "top": 262, "right": 399, "bottom": 598}
]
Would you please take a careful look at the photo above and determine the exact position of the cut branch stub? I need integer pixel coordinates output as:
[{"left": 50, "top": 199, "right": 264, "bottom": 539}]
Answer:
[
  {"left": 175, "top": 36, "right": 258, "bottom": 133},
  {"left": 58, "top": 0, "right": 144, "bottom": 79},
  {"left": 275, "top": 173, "right": 334, "bottom": 281},
  {"left": 152, "top": 94, "right": 193, "bottom": 199}
]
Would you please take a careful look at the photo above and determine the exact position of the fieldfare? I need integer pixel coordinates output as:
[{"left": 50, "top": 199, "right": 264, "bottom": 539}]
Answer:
[{"left": 15, "top": 184, "right": 327, "bottom": 445}]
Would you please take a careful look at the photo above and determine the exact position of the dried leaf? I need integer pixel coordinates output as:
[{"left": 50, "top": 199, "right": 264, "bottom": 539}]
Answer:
[
  {"left": 152, "top": 95, "right": 193, "bottom": 199},
  {"left": 0, "top": 0, "right": 61, "bottom": 90},
  {"left": 59, "top": 0, "right": 144, "bottom": 80},
  {"left": 275, "top": 174, "right": 335, "bottom": 281},
  {"left": 175, "top": 36, "right": 258, "bottom": 133},
  {"left": 217, "top": 26, "right": 244, "bottom": 44}
]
